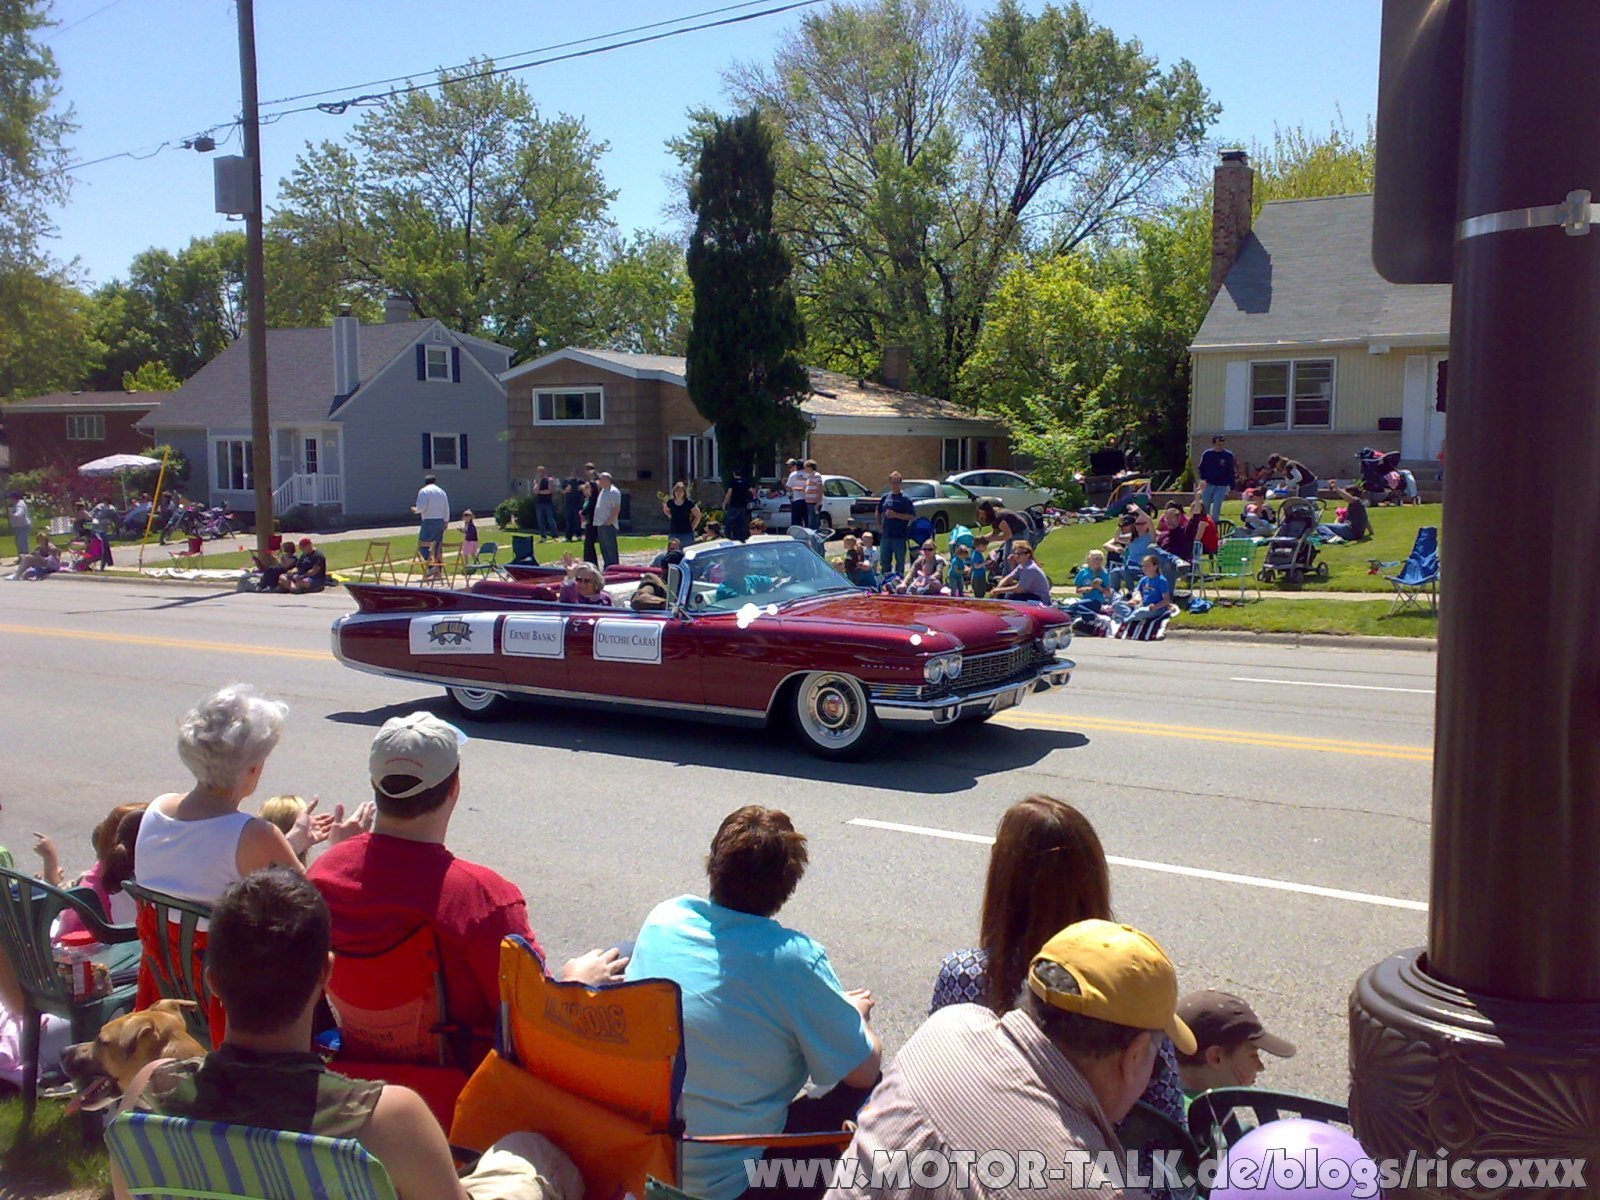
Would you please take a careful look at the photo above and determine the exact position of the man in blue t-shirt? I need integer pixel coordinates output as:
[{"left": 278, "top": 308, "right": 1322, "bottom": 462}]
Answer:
[
  {"left": 1197, "top": 435, "right": 1236, "bottom": 521},
  {"left": 877, "top": 471, "right": 917, "bottom": 578},
  {"left": 627, "top": 807, "right": 881, "bottom": 1200}
]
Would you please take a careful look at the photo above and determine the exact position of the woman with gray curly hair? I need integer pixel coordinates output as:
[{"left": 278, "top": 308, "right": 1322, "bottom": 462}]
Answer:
[{"left": 132, "top": 685, "right": 358, "bottom": 1036}]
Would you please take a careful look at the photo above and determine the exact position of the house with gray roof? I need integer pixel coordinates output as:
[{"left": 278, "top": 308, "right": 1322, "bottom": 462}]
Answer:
[
  {"left": 500, "top": 347, "right": 1011, "bottom": 521},
  {"left": 139, "top": 304, "right": 510, "bottom": 523},
  {"left": 1190, "top": 151, "right": 1451, "bottom": 484}
]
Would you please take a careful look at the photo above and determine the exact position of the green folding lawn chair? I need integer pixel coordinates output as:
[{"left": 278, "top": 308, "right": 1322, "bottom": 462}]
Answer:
[
  {"left": 107, "top": 1111, "right": 398, "bottom": 1200},
  {"left": 0, "top": 865, "right": 139, "bottom": 1120},
  {"left": 1199, "top": 539, "right": 1261, "bottom": 605}
]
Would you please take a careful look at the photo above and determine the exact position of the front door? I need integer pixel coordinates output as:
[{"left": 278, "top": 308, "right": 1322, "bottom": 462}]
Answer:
[
  {"left": 1427, "top": 357, "right": 1448, "bottom": 460},
  {"left": 302, "top": 435, "right": 319, "bottom": 475}
]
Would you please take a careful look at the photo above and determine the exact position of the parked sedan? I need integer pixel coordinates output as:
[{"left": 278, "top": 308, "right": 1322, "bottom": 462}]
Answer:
[
  {"left": 333, "top": 535, "right": 1073, "bottom": 760},
  {"left": 753, "top": 474, "right": 874, "bottom": 532},
  {"left": 946, "top": 469, "right": 1054, "bottom": 511},
  {"left": 863, "top": 480, "right": 982, "bottom": 534}
]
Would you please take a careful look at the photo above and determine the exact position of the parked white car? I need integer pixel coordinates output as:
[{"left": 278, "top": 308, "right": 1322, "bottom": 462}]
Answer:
[
  {"left": 945, "top": 469, "right": 1054, "bottom": 511},
  {"left": 753, "top": 474, "right": 875, "bottom": 532}
]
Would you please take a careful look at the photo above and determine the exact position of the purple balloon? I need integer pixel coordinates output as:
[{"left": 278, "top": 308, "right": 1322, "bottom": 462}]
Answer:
[{"left": 1209, "top": 1118, "right": 1379, "bottom": 1200}]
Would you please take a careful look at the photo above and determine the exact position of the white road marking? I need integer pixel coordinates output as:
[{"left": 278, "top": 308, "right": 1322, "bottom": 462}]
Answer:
[
  {"left": 1230, "top": 676, "right": 1435, "bottom": 695},
  {"left": 848, "top": 818, "right": 1428, "bottom": 912}
]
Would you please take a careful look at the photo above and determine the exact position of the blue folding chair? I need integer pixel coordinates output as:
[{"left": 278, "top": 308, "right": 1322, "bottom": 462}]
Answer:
[{"left": 1376, "top": 526, "right": 1439, "bottom": 615}]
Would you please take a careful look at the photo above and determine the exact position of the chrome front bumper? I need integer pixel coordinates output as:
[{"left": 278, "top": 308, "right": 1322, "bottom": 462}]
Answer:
[{"left": 873, "top": 658, "right": 1074, "bottom": 726}]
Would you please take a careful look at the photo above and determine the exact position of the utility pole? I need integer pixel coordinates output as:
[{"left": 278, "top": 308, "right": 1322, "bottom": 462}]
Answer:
[{"left": 236, "top": 0, "right": 273, "bottom": 557}]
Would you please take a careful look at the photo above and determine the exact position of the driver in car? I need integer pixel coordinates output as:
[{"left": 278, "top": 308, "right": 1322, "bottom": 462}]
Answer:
[{"left": 713, "top": 553, "right": 782, "bottom": 601}]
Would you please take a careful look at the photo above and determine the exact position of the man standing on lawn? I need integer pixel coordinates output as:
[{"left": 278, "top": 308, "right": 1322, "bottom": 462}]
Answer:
[
  {"left": 1197, "top": 436, "right": 1236, "bottom": 521},
  {"left": 593, "top": 472, "right": 623, "bottom": 568},
  {"left": 878, "top": 471, "right": 917, "bottom": 578},
  {"left": 533, "top": 466, "right": 558, "bottom": 541},
  {"left": 412, "top": 475, "right": 449, "bottom": 574}
]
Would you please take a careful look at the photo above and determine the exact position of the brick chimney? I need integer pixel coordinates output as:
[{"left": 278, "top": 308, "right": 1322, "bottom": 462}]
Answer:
[
  {"left": 384, "top": 293, "right": 413, "bottom": 324},
  {"left": 332, "top": 307, "right": 360, "bottom": 399},
  {"left": 1209, "top": 149, "right": 1254, "bottom": 302},
  {"left": 881, "top": 345, "right": 910, "bottom": 390}
]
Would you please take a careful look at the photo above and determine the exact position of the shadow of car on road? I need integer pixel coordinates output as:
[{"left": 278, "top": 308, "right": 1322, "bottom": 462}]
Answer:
[{"left": 327, "top": 696, "right": 1088, "bottom": 794}]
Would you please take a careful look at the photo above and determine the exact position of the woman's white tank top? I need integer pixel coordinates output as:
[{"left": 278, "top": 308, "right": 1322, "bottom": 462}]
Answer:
[{"left": 133, "top": 799, "right": 253, "bottom": 906}]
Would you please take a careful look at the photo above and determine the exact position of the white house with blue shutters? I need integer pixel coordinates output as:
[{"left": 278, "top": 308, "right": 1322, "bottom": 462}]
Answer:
[{"left": 139, "top": 304, "right": 511, "bottom": 524}]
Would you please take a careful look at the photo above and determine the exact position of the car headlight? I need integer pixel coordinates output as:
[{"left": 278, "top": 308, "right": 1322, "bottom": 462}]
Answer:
[
  {"left": 923, "top": 653, "right": 962, "bottom": 684},
  {"left": 1042, "top": 627, "right": 1070, "bottom": 652}
]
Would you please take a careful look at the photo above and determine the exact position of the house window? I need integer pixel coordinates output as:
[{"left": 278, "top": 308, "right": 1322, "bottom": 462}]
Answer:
[
  {"left": 942, "top": 437, "right": 970, "bottom": 473},
  {"left": 425, "top": 346, "right": 452, "bottom": 381},
  {"left": 534, "top": 389, "right": 603, "bottom": 424},
  {"left": 213, "top": 439, "right": 254, "bottom": 491},
  {"left": 1249, "top": 360, "right": 1334, "bottom": 430},
  {"left": 66, "top": 414, "right": 105, "bottom": 441},
  {"left": 430, "top": 433, "right": 461, "bottom": 469}
]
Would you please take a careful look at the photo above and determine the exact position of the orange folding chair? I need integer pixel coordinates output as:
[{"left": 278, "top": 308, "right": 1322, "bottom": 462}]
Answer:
[
  {"left": 451, "top": 937, "right": 852, "bottom": 1200},
  {"left": 326, "top": 924, "right": 475, "bottom": 1132}
]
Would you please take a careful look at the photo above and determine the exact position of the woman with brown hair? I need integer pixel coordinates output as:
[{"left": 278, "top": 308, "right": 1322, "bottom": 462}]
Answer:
[{"left": 930, "top": 795, "right": 1185, "bottom": 1126}]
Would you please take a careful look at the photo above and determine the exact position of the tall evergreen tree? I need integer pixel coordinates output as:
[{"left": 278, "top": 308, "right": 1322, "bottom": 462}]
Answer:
[{"left": 685, "top": 112, "right": 809, "bottom": 482}]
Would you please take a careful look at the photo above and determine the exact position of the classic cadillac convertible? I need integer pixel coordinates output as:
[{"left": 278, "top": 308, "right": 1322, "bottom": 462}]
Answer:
[{"left": 333, "top": 536, "right": 1073, "bottom": 759}]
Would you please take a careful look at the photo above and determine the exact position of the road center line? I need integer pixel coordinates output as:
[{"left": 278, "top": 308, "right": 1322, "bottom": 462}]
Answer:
[
  {"left": 994, "top": 711, "right": 1432, "bottom": 762},
  {"left": 848, "top": 818, "right": 1428, "bottom": 912},
  {"left": 1230, "top": 675, "right": 1435, "bottom": 695},
  {"left": 0, "top": 622, "right": 329, "bottom": 662}
]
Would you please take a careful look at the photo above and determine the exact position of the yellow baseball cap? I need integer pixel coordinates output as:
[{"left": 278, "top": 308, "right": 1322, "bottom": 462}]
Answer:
[{"left": 1027, "top": 919, "right": 1196, "bottom": 1055}]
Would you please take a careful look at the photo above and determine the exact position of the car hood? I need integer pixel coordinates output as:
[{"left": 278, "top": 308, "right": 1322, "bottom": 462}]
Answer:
[{"left": 776, "top": 592, "right": 1046, "bottom": 647}]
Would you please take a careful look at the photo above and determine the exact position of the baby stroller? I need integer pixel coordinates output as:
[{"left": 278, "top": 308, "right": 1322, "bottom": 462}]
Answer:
[
  {"left": 1256, "top": 497, "right": 1327, "bottom": 587},
  {"left": 1356, "top": 448, "right": 1417, "bottom": 504}
]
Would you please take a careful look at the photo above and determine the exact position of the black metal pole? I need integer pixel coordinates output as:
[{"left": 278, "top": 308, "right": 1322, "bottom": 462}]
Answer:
[{"left": 236, "top": 0, "right": 272, "bottom": 555}]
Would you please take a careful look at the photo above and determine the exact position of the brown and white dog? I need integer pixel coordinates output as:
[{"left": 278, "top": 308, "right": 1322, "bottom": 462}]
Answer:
[{"left": 60, "top": 999, "right": 207, "bottom": 1112}]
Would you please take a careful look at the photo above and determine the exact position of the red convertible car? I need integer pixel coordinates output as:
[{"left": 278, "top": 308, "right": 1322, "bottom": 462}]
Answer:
[{"left": 333, "top": 536, "right": 1074, "bottom": 758}]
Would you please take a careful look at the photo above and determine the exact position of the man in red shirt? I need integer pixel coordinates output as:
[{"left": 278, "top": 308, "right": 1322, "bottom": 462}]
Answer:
[{"left": 310, "top": 713, "right": 624, "bottom": 1060}]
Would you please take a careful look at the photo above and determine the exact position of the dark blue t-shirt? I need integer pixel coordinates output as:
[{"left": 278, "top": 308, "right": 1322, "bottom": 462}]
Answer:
[
  {"left": 1198, "top": 448, "right": 1236, "bottom": 486},
  {"left": 879, "top": 492, "right": 917, "bottom": 535}
]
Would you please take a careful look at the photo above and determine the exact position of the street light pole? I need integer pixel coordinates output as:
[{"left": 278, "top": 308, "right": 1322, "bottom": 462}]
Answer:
[{"left": 235, "top": 0, "right": 272, "bottom": 557}]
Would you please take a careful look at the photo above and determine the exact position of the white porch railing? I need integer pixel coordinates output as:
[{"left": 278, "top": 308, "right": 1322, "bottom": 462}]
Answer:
[{"left": 272, "top": 473, "right": 343, "bottom": 515}]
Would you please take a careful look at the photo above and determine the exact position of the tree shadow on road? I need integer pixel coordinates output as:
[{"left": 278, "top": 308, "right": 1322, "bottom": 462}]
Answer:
[{"left": 326, "top": 697, "right": 1088, "bottom": 794}]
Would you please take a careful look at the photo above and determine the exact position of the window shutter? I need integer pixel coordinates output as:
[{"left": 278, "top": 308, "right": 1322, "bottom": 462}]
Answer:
[
  {"left": 451, "top": 346, "right": 461, "bottom": 383},
  {"left": 422, "top": 432, "right": 433, "bottom": 469},
  {"left": 416, "top": 345, "right": 427, "bottom": 380},
  {"left": 459, "top": 433, "right": 469, "bottom": 470},
  {"left": 1223, "top": 361, "right": 1249, "bottom": 431}
]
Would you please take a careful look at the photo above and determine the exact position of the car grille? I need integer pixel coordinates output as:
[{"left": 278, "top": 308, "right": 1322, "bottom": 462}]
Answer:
[{"left": 869, "top": 642, "right": 1053, "bottom": 703}]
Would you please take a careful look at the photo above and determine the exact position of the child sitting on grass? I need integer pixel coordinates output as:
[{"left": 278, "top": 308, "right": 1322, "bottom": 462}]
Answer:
[
  {"left": 1069, "top": 549, "right": 1114, "bottom": 617},
  {"left": 1115, "top": 554, "right": 1177, "bottom": 625}
]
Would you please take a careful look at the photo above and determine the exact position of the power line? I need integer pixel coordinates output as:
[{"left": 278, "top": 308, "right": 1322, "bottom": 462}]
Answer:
[
  {"left": 59, "top": 0, "right": 823, "bottom": 174},
  {"left": 278, "top": 0, "right": 826, "bottom": 118},
  {"left": 256, "top": 0, "right": 782, "bottom": 112},
  {"left": 45, "top": 0, "right": 134, "bottom": 41}
]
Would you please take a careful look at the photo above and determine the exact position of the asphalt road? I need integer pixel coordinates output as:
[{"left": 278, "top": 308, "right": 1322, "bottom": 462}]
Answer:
[{"left": 0, "top": 577, "right": 1436, "bottom": 1106}]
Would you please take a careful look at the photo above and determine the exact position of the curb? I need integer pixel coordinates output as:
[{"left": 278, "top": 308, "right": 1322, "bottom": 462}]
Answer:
[{"left": 1164, "top": 628, "right": 1437, "bottom": 652}]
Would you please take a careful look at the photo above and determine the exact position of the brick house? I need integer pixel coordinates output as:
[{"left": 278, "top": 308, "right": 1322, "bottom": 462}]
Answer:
[
  {"left": 1189, "top": 151, "right": 1450, "bottom": 487},
  {"left": 2, "top": 391, "right": 156, "bottom": 474},
  {"left": 501, "top": 348, "right": 1009, "bottom": 527}
]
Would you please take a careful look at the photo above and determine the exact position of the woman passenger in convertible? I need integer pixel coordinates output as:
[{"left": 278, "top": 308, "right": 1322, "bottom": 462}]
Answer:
[{"left": 558, "top": 556, "right": 613, "bottom": 606}]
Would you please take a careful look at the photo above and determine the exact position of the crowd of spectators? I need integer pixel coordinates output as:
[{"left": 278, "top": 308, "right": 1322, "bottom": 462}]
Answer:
[{"left": 1, "top": 679, "right": 1307, "bottom": 1200}]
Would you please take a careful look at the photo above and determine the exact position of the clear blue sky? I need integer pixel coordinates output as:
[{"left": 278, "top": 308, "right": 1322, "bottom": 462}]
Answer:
[{"left": 44, "top": 0, "right": 1381, "bottom": 287}]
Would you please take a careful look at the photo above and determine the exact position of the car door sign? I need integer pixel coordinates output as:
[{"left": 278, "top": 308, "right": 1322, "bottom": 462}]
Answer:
[
  {"left": 502, "top": 614, "right": 566, "bottom": 659},
  {"left": 593, "top": 618, "right": 663, "bottom": 665},
  {"left": 409, "top": 614, "right": 498, "bottom": 655}
]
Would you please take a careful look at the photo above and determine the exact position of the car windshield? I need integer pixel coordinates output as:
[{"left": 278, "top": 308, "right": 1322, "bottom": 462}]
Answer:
[{"left": 686, "top": 540, "right": 860, "bottom": 613}]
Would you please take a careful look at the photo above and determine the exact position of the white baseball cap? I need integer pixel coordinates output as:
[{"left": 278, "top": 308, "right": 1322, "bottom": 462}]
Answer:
[{"left": 369, "top": 712, "right": 469, "bottom": 799}]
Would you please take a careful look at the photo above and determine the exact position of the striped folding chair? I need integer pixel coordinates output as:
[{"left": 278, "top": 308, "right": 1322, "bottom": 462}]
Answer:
[{"left": 107, "top": 1111, "right": 397, "bottom": 1200}]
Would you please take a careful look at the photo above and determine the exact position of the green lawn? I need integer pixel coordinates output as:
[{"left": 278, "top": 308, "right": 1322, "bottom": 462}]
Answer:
[
  {"left": 0, "top": 1094, "right": 111, "bottom": 1197},
  {"left": 1035, "top": 502, "right": 1441, "bottom": 594},
  {"left": 116, "top": 533, "right": 672, "bottom": 573},
  {"left": 1176, "top": 598, "right": 1438, "bottom": 638}
]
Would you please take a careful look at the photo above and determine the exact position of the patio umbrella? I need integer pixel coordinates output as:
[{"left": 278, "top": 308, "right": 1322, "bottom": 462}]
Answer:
[{"left": 78, "top": 453, "right": 162, "bottom": 505}]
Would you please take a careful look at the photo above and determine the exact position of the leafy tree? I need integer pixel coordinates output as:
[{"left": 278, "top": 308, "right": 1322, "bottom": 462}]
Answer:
[
  {"left": 579, "top": 231, "right": 693, "bottom": 355},
  {"left": 0, "top": 0, "right": 74, "bottom": 262},
  {"left": 85, "top": 232, "right": 246, "bottom": 387},
  {"left": 684, "top": 112, "right": 810, "bottom": 482},
  {"left": 272, "top": 62, "right": 615, "bottom": 359},
  {"left": 702, "top": 0, "right": 1216, "bottom": 396},
  {"left": 122, "top": 361, "right": 181, "bottom": 392},
  {"left": 0, "top": 260, "right": 94, "bottom": 399}
]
